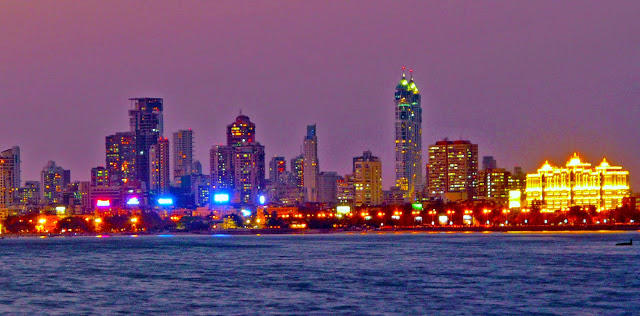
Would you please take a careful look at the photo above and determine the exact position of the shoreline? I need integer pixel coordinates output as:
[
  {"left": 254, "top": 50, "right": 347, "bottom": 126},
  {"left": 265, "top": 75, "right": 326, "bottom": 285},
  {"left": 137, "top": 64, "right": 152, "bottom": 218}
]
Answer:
[{"left": 2, "top": 224, "right": 639, "bottom": 238}]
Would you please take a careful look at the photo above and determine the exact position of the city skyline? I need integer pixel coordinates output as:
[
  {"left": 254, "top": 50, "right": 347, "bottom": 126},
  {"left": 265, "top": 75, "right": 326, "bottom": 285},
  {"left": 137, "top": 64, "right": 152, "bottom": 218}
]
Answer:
[{"left": 3, "top": 2, "right": 640, "bottom": 189}]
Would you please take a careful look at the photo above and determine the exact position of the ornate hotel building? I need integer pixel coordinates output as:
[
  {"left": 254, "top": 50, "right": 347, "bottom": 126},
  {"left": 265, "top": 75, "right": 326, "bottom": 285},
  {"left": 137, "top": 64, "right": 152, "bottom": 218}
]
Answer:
[{"left": 525, "top": 153, "right": 629, "bottom": 212}]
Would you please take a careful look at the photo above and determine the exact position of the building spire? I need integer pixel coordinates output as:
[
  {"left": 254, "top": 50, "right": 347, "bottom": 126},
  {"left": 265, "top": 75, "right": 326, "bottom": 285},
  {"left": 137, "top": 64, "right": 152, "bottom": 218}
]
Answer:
[
  {"left": 402, "top": 66, "right": 406, "bottom": 78},
  {"left": 410, "top": 69, "right": 413, "bottom": 80}
]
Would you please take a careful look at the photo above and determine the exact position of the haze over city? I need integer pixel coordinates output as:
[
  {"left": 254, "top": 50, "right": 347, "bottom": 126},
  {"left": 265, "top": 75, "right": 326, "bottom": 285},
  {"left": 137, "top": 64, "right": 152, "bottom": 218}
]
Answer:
[{"left": 2, "top": 1, "right": 640, "bottom": 188}]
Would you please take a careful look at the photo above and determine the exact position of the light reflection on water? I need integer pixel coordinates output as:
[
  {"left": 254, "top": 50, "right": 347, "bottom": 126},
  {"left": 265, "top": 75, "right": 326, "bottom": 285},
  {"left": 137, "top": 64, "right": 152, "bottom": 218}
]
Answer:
[{"left": 0, "top": 232, "right": 638, "bottom": 314}]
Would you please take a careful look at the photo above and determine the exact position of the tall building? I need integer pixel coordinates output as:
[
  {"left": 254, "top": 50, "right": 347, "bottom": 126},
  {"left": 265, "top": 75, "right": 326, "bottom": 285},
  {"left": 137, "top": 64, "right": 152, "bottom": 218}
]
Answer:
[
  {"left": 128, "top": 97, "right": 163, "bottom": 190},
  {"left": 353, "top": 151, "right": 383, "bottom": 206},
  {"left": 269, "top": 156, "right": 287, "bottom": 184},
  {"left": 41, "top": 161, "right": 70, "bottom": 205},
  {"left": 318, "top": 171, "right": 341, "bottom": 204},
  {"left": 173, "top": 129, "right": 194, "bottom": 185},
  {"left": 90, "top": 166, "right": 110, "bottom": 187},
  {"left": 303, "top": 125, "right": 319, "bottom": 202},
  {"left": 482, "top": 156, "right": 497, "bottom": 170},
  {"left": 105, "top": 131, "right": 136, "bottom": 186},
  {"left": 0, "top": 146, "right": 20, "bottom": 207},
  {"left": 18, "top": 181, "right": 40, "bottom": 206},
  {"left": 526, "top": 153, "right": 630, "bottom": 212},
  {"left": 428, "top": 139, "right": 478, "bottom": 200},
  {"left": 210, "top": 145, "right": 236, "bottom": 192},
  {"left": 149, "top": 137, "right": 170, "bottom": 196},
  {"left": 210, "top": 114, "right": 265, "bottom": 205},
  {"left": 394, "top": 68, "right": 422, "bottom": 201},
  {"left": 290, "top": 154, "right": 304, "bottom": 189}
]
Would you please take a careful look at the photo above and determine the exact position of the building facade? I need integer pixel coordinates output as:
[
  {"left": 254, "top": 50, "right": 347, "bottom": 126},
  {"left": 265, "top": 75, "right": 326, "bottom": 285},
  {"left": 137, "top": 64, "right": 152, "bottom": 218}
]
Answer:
[
  {"left": 394, "top": 68, "right": 422, "bottom": 201},
  {"left": 477, "top": 168, "right": 510, "bottom": 203},
  {"left": 41, "top": 161, "right": 70, "bottom": 205},
  {"left": 318, "top": 171, "right": 341, "bottom": 204},
  {"left": 353, "top": 151, "right": 383, "bottom": 206},
  {"left": 128, "top": 97, "right": 163, "bottom": 190},
  {"left": 427, "top": 139, "right": 478, "bottom": 200},
  {"left": 0, "top": 146, "right": 20, "bottom": 207},
  {"left": 525, "top": 153, "right": 630, "bottom": 212},
  {"left": 173, "top": 129, "right": 194, "bottom": 185},
  {"left": 149, "top": 137, "right": 170, "bottom": 196},
  {"left": 269, "top": 156, "right": 287, "bottom": 184},
  {"left": 303, "top": 125, "right": 319, "bottom": 202},
  {"left": 105, "top": 131, "right": 136, "bottom": 186}
]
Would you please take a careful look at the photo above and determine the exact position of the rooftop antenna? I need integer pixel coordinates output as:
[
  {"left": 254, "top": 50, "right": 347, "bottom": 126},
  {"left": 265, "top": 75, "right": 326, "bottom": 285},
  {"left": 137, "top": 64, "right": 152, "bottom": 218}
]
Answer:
[
  {"left": 410, "top": 69, "right": 413, "bottom": 80},
  {"left": 402, "top": 66, "right": 406, "bottom": 77}
]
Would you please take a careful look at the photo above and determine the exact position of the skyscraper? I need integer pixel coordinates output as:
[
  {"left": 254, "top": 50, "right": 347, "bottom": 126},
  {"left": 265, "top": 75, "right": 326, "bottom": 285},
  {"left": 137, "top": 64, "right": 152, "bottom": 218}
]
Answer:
[
  {"left": 105, "top": 131, "right": 136, "bottom": 186},
  {"left": 290, "top": 154, "right": 304, "bottom": 189},
  {"left": 0, "top": 146, "right": 20, "bottom": 207},
  {"left": 41, "top": 161, "right": 70, "bottom": 205},
  {"left": 427, "top": 140, "right": 478, "bottom": 200},
  {"left": 150, "top": 137, "right": 170, "bottom": 196},
  {"left": 173, "top": 129, "right": 194, "bottom": 185},
  {"left": 303, "top": 124, "right": 319, "bottom": 202},
  {"left": 128, "top": 97, "right": 163, "bottom": 190},
  {"left": 394, "top": 68, "right": 422, "bottom": 201},
  {"left": 353, "top": 151, "right": 383, "bottom": 206},
  {"left": 210, "top": 114, "right": 265, "bottom": 205}
]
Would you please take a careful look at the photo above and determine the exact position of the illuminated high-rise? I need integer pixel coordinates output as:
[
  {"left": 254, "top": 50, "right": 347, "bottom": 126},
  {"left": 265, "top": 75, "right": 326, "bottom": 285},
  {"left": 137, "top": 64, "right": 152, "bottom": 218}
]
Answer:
[
  {"left": 303, "top": 124, "right": 319, "bottom": 202},
  {"left": 210, "top": 114, "right": 265, "bottom": 205},
  {"left": 526, "top": 153, "right": 630, "bottom": 212},
  {"left": 128, "top": 97, "right": 163, "bottom": 190},
  {"left": 394, "top": 68, "right": 422, "bottom": 201},
  {"left": 353, "top": 151, "right": 383, "bottom": 206},
  {"left": 173, "top": 129, "right": 193, "bottom": 185},
  {"left": 0, "top": 146, "right": 20, "bottom": 207},
  {"left": 428, "top": 140, "right": 478, "bottom": 199},
  {"left": 105, "top": 131, "right": 136, "bottom": 186},
  {"left": 41, "top": 161, "right": 70, "bottom": 205},
  {"left": 150, "top": 137, "right": 170, "bottom": 196}
]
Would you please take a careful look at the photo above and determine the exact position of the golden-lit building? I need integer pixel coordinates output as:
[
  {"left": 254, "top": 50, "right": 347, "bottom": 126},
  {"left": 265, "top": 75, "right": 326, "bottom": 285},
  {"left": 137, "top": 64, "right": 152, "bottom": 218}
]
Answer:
[
  {"left": 353, "top": 151, "right": 383, "bottom": 206},
  {"left": 526, "top": 153, "right": 629, "bottom": 212}
]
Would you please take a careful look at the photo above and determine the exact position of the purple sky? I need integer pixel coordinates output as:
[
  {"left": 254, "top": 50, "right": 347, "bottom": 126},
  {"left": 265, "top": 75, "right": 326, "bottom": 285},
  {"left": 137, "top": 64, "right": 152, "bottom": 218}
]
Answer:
[{"left": 3, "top": 1, "right": 640, "bottom": 189}]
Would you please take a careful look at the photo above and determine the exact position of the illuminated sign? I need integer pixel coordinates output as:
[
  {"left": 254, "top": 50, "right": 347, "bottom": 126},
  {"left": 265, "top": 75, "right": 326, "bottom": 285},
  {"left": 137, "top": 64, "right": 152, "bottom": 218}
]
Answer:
[
  {"left": 158, "top": 198, "right": 173, "bottom": 205},
  {"left": 214, "top": 193, "right": 230, "bottom": 203},
  {"left": 438, "top": 215, "right": 448, "bottom": 225},
  {"left": 509, "top": 190, "right": 521, "bottom": 209},
  {"left": 96, "top": 200, "right": 111, "bottom": 207},
  {"left": 336, "top": 206, "right": 350, "bottom": 215},
  {"left": 412, "top": 203, "right": 423, "bottom": 210},
  {"left": 258, "top": 195, "right": 266, "bottom": 205},
  {"left": 126, "top": 197, "right": 140, "bottom": 205},
  {"left": 240, "top": 209, "right": 251, "bottom": 217},
  {"left": 55, "top": 206, "right": 66, "bottom": 215}
]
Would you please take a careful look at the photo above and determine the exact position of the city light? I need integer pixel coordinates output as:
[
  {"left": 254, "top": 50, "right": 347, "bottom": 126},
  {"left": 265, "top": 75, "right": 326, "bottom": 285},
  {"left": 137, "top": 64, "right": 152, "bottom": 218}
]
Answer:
[
  {"left": 258, "top": 195, "right": 266, "bottom": 205},
  {"left": 126, "top": 197, "right": 140, "bottom": 205},
  {"left": 55, "top": 206, "right": 66, "bottom": 215},
  {"left": 241, "top": 209, "right": 251, "bottom": 217},
  {"left": 96, "top": 199, "right": 111, "bottom": 207},
  {"left": 336, "top": 206, "right": 350, "bottom": 215},
  {"left": 214, "top": 193, "right": 230, "bottom": 203},
  {"left": 158, "top": 198, "right": 173, "bottom": 205}
]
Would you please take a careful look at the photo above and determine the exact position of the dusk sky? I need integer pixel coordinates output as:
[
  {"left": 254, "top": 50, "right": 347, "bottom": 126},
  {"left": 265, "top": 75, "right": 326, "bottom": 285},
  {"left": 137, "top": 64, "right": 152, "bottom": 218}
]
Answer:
[{"left": 2, "top": 1, "right": 640, "bottom": 188}]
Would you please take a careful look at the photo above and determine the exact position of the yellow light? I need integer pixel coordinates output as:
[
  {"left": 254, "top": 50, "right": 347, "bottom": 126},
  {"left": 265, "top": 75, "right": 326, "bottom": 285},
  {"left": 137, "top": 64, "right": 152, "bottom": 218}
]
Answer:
[
  {"left": 95, "top": 218, "right": 102, "bottom": 223},
  {"left": 38, "top": 218, "right": 46, "bottom": 224},
  {"left": 130, "top": 218, "right": 138, "bottom": 223}
]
